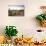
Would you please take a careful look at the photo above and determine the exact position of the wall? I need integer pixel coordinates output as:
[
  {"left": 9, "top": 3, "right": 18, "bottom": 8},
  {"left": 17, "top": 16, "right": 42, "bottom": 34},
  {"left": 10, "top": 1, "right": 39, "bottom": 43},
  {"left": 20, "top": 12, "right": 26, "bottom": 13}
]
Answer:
[{"left": 0, "top": 0, "right": 46, "bottom": 40}]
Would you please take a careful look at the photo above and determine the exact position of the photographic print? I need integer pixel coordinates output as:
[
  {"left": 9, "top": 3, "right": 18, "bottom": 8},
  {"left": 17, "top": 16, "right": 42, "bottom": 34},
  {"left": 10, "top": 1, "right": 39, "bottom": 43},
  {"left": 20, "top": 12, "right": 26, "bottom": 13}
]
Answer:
[{"left": 8, "top": 5, "right": 24, "bottom": 16}]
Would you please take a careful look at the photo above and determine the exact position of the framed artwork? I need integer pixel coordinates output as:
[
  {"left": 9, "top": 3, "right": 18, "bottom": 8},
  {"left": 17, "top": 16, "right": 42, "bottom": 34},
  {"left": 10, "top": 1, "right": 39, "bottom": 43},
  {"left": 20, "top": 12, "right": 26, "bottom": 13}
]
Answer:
[{"left": 8, "top": 5, "right": 24, "bottom": 16}]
